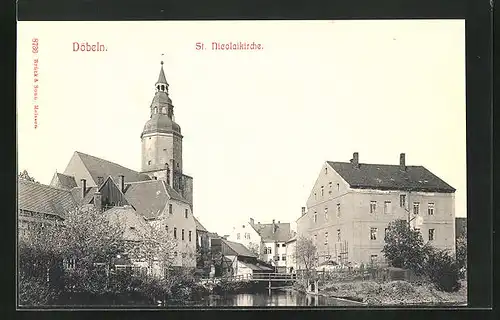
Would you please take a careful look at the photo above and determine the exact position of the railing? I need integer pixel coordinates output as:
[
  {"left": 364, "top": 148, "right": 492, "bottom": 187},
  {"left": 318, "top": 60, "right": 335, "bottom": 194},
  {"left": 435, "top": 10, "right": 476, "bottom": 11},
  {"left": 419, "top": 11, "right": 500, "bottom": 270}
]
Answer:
[{"left": 252, "top": 272, "right": 297, "bottom": 281}]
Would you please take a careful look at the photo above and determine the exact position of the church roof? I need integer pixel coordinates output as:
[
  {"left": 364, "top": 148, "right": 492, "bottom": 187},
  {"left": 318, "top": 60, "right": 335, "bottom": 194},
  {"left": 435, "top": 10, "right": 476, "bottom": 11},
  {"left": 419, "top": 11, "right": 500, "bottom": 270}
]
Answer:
[
  {"left": 18, "top": 179, "right": 78, "bottom": 218},
  {"left": 73, "top": 151, "right": 151, "bottom": 186},
  {"left": 326, "top": 161, "right": 456, "bottom": 193},
  {"left": 142, "top": 114, "right": 181, "bottom": 136},
  {"left": 156, "top": 63, "right": 168, "bottom": 85}
]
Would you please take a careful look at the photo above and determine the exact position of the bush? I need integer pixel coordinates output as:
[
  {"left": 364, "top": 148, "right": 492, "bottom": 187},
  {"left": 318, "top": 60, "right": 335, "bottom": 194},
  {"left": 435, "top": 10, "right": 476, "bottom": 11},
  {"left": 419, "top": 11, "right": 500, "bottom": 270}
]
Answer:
[{"left": 424, "top": 248, "right": 461, "bottom": 292}]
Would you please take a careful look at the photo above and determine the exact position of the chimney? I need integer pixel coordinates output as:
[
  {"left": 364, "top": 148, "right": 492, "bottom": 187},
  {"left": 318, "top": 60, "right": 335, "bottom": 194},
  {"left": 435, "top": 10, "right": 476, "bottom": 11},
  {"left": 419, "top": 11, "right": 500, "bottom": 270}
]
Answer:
[
  {"left": 97, "top": 176, "right": 104, "bottom": 187},
  {"left": 118, "top": 175, "right": 125, "bottom": 192},
  {"left": 351, "top": 152, "right": 359, "bottom": 168},
  {"left": 250, "top": 218, "right": 254, "bottom": 225},
  {"left": 400, "top": 153, "right": 406, "bottom": 171},
  {"left": 272, "top": 219, "right": 276, "bottom": 233},
  {"left": 93, "top": 191, "right": 102, "bottom": 212},
  {"left": 258, "top": 221, "right": 260, "bottom": 224},
  {"left": 278, "top": 221, "right": 280, "bottom": 224},
  {"left": 301, "top": 207, "right": 306, "bottom": 216},
  {"left": 81, "top": 179, "right": 86, "bottom": 198}
]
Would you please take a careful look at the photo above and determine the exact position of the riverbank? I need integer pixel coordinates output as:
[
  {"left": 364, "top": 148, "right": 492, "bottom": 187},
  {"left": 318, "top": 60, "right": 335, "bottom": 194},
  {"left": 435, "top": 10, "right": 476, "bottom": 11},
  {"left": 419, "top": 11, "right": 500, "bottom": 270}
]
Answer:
[{"left": 293, "top": 279, "right": 467, "bottom": 306}]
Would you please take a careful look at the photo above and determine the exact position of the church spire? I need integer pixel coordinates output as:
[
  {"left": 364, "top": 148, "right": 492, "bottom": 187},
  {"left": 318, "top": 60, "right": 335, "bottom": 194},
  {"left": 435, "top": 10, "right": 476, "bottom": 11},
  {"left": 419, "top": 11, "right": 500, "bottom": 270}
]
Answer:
[{"left": 155, "top": 60, "right": 169, "bottom": 93}]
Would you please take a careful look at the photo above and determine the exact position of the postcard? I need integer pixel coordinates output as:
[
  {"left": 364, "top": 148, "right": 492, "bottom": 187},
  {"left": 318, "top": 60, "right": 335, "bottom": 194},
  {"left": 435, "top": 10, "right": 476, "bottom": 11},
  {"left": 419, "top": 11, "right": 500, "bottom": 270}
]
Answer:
[{"left": 17, "top": 20, "right": 466, "bottom": 308}]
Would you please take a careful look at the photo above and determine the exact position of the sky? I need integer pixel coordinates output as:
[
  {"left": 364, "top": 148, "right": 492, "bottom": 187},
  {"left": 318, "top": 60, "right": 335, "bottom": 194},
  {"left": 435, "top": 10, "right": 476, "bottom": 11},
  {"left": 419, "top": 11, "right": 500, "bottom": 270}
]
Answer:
[{"left": 17, "top": 20, "right": 466, "bottom": 236}]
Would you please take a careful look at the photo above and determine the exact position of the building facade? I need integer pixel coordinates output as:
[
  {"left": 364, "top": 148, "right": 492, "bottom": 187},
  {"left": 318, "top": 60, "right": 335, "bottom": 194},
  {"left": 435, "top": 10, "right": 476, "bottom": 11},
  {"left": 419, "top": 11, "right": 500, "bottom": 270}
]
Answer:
[
  {"left": 296, "top": 152, "right": 456, "bottom": 266},
  {"left": 227, "top": 218, "right": 293, "bottom": 273},
  {"left": 285, "top": 235, "right": 297, "bottom": 273}
]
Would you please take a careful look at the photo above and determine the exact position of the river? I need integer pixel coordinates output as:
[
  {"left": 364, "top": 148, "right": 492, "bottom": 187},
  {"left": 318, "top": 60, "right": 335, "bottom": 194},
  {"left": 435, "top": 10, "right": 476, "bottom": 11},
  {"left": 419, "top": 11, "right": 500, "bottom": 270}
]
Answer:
[{"left": 171, "top": 290, "right": 364, "bottom": 307}]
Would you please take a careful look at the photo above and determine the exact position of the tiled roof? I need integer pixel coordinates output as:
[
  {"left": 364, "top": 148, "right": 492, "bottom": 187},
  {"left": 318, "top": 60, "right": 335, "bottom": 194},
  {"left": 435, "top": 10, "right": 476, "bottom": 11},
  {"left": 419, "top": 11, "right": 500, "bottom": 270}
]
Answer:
[
  {"left": 327, "top": 162, "right": 456, "bottom": 193},
  {"left": 252, "top": 222, "right": 292, "bottom": 242},
  {"left": 18, "top": 179, "right": 78, "bottom": 218},
  {"left": 157, "top": 64, "right": 168, "bottom": 84},
  {"left": 123, "top": 180, "right": 169, "bottom": 219},
  {"left": 194, "top": 216, "right": 207, "bottom": 232},
  {"left": 75, "top": 151, "right": 151, "bottom": 185},
  {"left": 221, "top": 239, "right": 257, "bottom": 258},
  {"left": 53, "top": 173, "right": 77, "bottom": 189},
  {"left": 163, "top": 182, "right": 189, "bottom": 204},
  {"left": 104, "top": 206, "right": 151, "bottom": 242}
]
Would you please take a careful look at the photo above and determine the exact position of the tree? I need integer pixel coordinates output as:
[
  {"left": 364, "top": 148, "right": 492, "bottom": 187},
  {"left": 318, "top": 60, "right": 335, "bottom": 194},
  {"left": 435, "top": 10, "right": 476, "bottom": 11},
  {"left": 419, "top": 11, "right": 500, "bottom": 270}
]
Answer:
[
  {"left": 456, "top": 228, "right": 467, "bottom": 269},
  {"left": 18, "top": 170, "right": 39, "bottom": 183},
  {"left": 294, "top": 236, "right": 317, "bottom": 272},
  {"left": 424, "top": 248, "right": 461, "bottom": 292},
  {"left": 382, "top": 219, "right": 428, "bottom": 274},
  {"left": 247, "top": 242, "right": 260, "bottom": 257}
]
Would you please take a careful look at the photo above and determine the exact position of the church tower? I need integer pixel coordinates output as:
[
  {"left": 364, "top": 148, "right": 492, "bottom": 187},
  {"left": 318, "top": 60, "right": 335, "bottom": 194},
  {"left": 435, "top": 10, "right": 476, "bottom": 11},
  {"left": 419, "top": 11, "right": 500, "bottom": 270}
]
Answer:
[{"left": 141, "top": 61, "right": 188, "bottom": 196}]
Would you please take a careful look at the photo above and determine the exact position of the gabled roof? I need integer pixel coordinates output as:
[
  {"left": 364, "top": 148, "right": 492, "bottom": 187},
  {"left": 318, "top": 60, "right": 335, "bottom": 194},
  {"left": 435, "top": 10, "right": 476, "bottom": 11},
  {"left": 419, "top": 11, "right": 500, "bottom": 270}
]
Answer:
[
  {"left": 285, "top": 234, "right": 297, "bottom": 243},
  {"left": 194, "top": 216, "right": 207, "bottom": 232},
  {"left": 104, "top": 206, "right": 151, "bottom": 242},
  {"left": 326, "top": 161, "right": 456, "bottom": 193},
  {"left": 221, "top": 239, "right": 257, "bottom": 258},
  {"left": 73, "top": 151, "right": 151, "bottom": 186},
  {"left": 70, "top": 186, "right": 98, "bottom": 206},
  {"left": 18, "top": 179, "right": 78, "bottom": 218},
  {"left": 123, "top": 180, "right": 169, "bottom": 219},
  {"left": 252, "top": 222, "right": 292, "bottom": 242},
  {"left": 51, "top": 173, "right": 77, "bottom": 189}
]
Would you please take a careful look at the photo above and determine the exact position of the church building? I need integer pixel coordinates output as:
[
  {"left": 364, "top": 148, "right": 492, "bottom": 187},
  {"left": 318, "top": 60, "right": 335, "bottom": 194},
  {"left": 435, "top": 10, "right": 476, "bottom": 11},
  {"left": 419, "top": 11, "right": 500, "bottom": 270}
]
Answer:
[{"left": 19, "top": 61, "right": 199, "bottom": 269}]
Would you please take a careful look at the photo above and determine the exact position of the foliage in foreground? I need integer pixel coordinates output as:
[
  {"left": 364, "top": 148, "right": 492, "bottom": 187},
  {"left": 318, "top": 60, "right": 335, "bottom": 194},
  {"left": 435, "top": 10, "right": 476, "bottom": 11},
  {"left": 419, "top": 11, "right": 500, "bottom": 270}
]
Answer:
[{"left": 383, "top": 219, "right": 462, "bottom": 292}]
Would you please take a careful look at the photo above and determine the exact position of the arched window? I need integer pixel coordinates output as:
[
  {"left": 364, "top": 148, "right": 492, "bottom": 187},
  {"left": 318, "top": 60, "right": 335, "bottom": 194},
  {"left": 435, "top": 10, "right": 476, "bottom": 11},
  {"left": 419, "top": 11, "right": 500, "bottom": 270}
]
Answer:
[
  {"left": 157, "top": 85, "right": 160, "bottom": 91},
  {"left": 161, "top": 85, "right": 165, "bottom": 91},
  {"left": 154, "top": 107, "right": 158, "bottom": 114},
  {"left": 162, "top": 107, "right": 167, "bottom": 114}
]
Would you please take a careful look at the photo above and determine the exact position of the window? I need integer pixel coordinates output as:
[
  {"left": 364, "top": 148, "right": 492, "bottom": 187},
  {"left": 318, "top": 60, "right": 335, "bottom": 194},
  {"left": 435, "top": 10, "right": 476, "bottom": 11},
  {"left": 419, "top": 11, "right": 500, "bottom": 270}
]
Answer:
[
  {"left": 324, "top": 207, "right": 328, "bottom": 220},
  {"left": 337, "top": 183, "right": 340, "bottom": 191},
  {"left": 313, "top": 212, "right": 317, "bottom": 223},
  {"left": 314, "top": 193, "right": 317, "bottom": 200},
  {"left": 148, "top": 160, "right": 151, "bottom": 165},
  {"left": 189, "top": 231, "right": 192, "bottom": 242},
  {"left": 325, "top": 167, "right": 328, "bottom": 175},
  {"left": 314, "top": 234, "right": 317, "bottom": 244},
  {"left": 413, "top": 202, "right": 420, "bottom": 215},
  {"left": 384, "top": 228, "right": 388, "bottom": 240},
  {"left": 370, "top": 201, "right": 377, "bottom": 214},
  {"left": 324, "top": 232, "right": 328, "bottom": 245},
  {"left": 384, "top": 201, "right": 392, "bottom": 214},
  {"left": 370, "top": 227, "right": 378, "bottom": 240},
  {"left": 264, "top": 247, "right": 272, "bottom": 254},
  {"left": 181, "top": 229, "right": 185, "bottom": 240},
  {"left": 428, "top": 229, "right": 435, "bottom": 241},
  {"left": 282, "top": 243, "right": 286, "bottom": 247},
  {"left": 337, "top": 229, "right": 341, "bottom": 242},
  {"left": 174, "top": 251, "right": 178, "bottom": 257},
  {"left": 428, "top": 203, "right": 435, "bottom": 215},
  {"left": 337, "top": 203, "right": 341, "bottom": 217},
  {"left": 173, "top": 228, "right": 177, "bottom": 239},
  {"left": 169, "top": 204, "right": 173, "bottom": 214},
  {"left": 321, "top": 186, "right": 324, "bottom": 197},
  {"left": 248, "top": 233, "right": 251, "bottom": 240},
  {"left": 237, "top": 233, "right": 240, "bottom": 240},
  {"left": 275, "top": 255, "right": 280, "bottom": 261},
  {"left": 399, "top": 194, "right": 406, "bottom": 208},
  {"left": 185, "top": 209, "right": 188, "bottom": 218},
  {"left": 282, "top": 254, "right": 287, "bottom": 261}
]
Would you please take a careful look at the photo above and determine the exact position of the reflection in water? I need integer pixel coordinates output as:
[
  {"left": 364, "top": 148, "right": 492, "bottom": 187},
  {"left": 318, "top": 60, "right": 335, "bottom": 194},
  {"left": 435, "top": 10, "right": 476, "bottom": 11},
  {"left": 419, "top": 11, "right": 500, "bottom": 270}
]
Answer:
[{"left": 195, "top": 290, "right": 361, "bottom": 307}]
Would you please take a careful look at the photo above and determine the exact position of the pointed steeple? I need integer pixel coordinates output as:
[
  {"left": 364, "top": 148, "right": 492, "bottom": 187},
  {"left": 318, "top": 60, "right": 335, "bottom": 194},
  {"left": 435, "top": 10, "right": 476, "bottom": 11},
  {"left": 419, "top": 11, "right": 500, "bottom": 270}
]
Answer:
[{"left": 155, "top": 60, "right": 169, "bottom": 92}]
